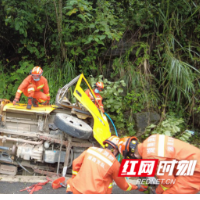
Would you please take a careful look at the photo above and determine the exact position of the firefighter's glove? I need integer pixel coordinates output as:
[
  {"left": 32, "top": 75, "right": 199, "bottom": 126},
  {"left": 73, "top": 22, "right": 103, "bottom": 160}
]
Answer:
[
  {"left": 91, "top": 96, "right": 95, "bottom": 102},
  {"left": 136, "top": 184, "right": 148, "bottom": 192},
  {"left": 150, "top": 188, "right": 157, "bottom": 194},
  {"left": 13, "top": 98, "right": 19, "bottom": 105}
]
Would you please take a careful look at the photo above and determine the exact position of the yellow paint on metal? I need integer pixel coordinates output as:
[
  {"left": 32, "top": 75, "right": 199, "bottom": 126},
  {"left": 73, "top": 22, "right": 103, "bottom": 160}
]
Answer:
[
  {"left": 74, "top": 74, "right": 111, "bottom": 147},
  {"left": 3, "top": 103, "right": 57, "bottom": 114}
]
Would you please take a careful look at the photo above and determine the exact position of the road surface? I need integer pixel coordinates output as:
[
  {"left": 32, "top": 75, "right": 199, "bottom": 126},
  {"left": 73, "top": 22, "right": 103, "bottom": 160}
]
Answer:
[{"left": 0, "top": 181, "right": 144, "bottom": 194}]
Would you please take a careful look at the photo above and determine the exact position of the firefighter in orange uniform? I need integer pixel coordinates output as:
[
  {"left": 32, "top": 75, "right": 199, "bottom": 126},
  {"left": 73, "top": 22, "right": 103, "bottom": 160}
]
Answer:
[
  {"left": 118, "top": 134, "right": 200, "bottom": 194},
  {"left": 85, "top": 82, "right": 104, "bottom": 113},
  {"left": 66, "top": 135, "right": 148, "bottom": 194},
  {"left": 13, "top": 66, "right": 50, "bottom": 109}
]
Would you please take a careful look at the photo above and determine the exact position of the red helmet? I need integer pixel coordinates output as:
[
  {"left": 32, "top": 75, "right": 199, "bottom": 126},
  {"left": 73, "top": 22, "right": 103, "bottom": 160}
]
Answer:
[
  {"left": 32, "top": 66, "right": 43, "bottom": 75},
  {"left": 95, "top": 82, "right": 104, "bottom": 91},
  {"left": 118, "top": 136, "right": 138, "bottom": 158},
  {"left": 103, "top": 135, "right": 119, "bottom": 151},
  {"left": 31, "top": 66, "right": 43, "bottom": 81}
]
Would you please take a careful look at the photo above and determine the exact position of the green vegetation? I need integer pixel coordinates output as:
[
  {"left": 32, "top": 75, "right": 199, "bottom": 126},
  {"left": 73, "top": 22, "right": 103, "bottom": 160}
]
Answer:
[{"left": 1, "top": 0, "right": 200, "bottom": 143}]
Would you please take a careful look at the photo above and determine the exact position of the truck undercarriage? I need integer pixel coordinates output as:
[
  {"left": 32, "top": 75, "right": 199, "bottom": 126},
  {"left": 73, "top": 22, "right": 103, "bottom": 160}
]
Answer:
[{"left": 0, "top": 74, "right": 110, "bottom": 177}]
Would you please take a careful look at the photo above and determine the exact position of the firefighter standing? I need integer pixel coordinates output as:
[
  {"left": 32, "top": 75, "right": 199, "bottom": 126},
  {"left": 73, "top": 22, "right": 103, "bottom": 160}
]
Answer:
[
  {"left": 118, "top": 134, "right": 200, "bottom": 194},
  {"left": 13, "top": 66, "right": 50, "bottom": 109},
  {"left": 66, "top": 136, "right": 148, "bottom": 194},
  {"left": 85, "top": 82, "right": 104, "bottom": 113}
]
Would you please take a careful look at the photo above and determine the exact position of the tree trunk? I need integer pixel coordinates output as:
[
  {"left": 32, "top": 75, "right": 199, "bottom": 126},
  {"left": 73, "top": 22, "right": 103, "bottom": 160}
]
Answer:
[{"left": 53, "top": 0, "right": 67, "bottom": 61}]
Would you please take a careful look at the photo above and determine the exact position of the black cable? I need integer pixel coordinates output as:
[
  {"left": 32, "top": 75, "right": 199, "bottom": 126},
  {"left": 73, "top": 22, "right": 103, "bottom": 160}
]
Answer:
[{"left": 15, "top": 158, "right": 34, "bottom": 175}]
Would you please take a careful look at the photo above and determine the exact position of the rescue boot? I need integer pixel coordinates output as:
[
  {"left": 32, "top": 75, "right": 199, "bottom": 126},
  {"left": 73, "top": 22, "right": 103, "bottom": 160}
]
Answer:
[
  {"left": 26, "top": 97, "right": 33, "bottom": 109},
  {"left": 32, "top": 98, "right": 39, "bottom": 107}
]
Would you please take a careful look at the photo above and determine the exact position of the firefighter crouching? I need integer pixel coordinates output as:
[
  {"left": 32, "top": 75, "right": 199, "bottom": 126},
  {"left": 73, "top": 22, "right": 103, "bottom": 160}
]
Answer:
[
  {"left": 66, "top": 136, "right": 148, "bottom": 194},
  {"left": 13, "top": 66, "right": 50, "bottom": 109}
]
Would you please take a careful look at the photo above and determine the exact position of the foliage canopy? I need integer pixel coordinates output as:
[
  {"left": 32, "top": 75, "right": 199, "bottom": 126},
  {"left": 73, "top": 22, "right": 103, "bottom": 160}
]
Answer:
[{"left": 1, "top": 0, "right": 200, "bottom": 142}]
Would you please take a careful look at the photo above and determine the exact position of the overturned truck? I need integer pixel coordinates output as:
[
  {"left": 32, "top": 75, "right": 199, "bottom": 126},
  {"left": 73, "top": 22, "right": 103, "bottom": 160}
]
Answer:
[{"left": 0, "top": 74, "right": 111, "bottom": 177}]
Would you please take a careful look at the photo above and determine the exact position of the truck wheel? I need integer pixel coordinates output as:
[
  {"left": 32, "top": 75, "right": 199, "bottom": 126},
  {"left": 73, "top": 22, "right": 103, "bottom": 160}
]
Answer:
[{"left": 53, "top": 113, "right": 93, "bottom": 139}]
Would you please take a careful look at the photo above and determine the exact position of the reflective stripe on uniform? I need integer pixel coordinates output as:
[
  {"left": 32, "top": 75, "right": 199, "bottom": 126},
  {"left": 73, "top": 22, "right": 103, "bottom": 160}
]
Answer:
[
  {"left": 87, "top": 148, "right": 113, "bottom": 166},
  {"left": 28, "top": 88, "right": 35, "bottom": 92},
  {"left": 158, "top": 135, "right": 165, "bottom": 157},
  {"left": 72, "top": 170, "right": 78, "bottom": 175},
  {"left": 108, "top": 183, "right": 113, "bottom": 188},
  {"left": 39, "top": 99, "right": 45, "bottom": 102},
  {"left": 45, "top": 93, "right": 50, "bottom": 96},
  {"left": 37, "top": 84, "right": 44, "bottom": 89},
  {"left": 160, "top": 184, "right": 169, "bottom": 191},
  {"left": 88, "top": 91, "right": 94, "bottom": 99},
  {"left": 17, "top": 89, "right": 22, "bottom": 93},
  {"left": 126, "top": 183, "right": 132, "bottom": 191}
]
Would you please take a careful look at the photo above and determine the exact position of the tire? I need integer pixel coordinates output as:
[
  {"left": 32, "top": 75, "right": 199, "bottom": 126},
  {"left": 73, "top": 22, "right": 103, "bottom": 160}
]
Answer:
[{"left": 54, "top": 113, "right": 93, "bottom": 139}]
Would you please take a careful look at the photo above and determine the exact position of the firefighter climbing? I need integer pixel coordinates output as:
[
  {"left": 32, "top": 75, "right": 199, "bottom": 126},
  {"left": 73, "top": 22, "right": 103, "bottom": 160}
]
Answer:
[{"left": 85, "top": 82, "right": 105, "bottom": 113}]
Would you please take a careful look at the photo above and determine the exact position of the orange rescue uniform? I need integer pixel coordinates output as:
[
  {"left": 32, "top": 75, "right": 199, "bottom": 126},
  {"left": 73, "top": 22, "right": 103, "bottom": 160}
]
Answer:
[
  {"left": 66, "top": 147, "right": 137, "bottom": 194},
  {"left": 15, "top": 75, "right": 50, "bottom": 103},
  {"left": 138, "top": 134, "right": 200, "bottom": 194},
  {"left": 85, "top": 89, "right": 104, "bottom": 112}
]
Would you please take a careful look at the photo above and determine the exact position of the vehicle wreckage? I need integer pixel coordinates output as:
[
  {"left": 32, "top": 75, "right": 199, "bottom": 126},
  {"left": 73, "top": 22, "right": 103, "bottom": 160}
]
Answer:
[{"left": 0, "top": 74, "right": 111, "bottom": 177}]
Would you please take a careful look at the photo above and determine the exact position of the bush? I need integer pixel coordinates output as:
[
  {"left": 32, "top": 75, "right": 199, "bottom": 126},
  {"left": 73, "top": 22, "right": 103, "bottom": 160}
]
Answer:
[{"left": 144, "top": 113, "right": 193, "bottom": 142}]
